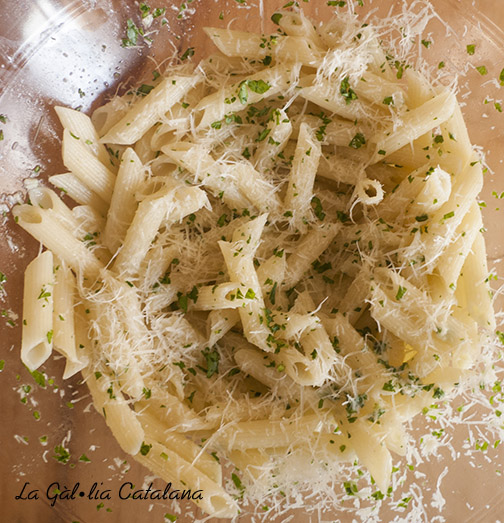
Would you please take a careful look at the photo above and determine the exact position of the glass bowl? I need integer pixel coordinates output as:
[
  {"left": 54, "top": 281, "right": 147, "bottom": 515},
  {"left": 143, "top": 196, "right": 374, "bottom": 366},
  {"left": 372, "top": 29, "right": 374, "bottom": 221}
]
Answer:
[{"left": 1, "top": 1, "right": 503, "bottom": 522}]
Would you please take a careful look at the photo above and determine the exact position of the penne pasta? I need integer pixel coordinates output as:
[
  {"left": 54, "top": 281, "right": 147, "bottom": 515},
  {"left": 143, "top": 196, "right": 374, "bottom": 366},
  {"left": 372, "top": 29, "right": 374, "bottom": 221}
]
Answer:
[
  {"left": 62, "top": 128, "right": 117, "bottom": 203},
  {"left": 284, "top": 123, "right": 322, "bottom": 228},
  {"left": 13, "top": 8, "right": 498, "bottom": 520},
  {"left": 49, "top": 173, "right": 109, "bottom": 216},
  {"left": 52, "top": 260, "right": 87, "bottom": 378},
  {"left": 21, "top": 251, "right": 54, "bottom": 371},
  {"left": 13, "top": 205, "right": 103, "bottom": 277},
  {"left": 204, "top": 28, "right": 322, "bottom": 66},
  {"left": 101, "top": 75, "right": 202, "bottom": 144},
  {"left": 104, "top": 147, "right": 145, "bottom": 253}
]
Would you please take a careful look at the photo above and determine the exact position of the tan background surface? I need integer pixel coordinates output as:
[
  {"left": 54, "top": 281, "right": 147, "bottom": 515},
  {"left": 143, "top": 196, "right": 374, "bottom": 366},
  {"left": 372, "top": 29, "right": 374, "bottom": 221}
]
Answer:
[{"left": 1, "top": 1, "right": 503, "bottom": 522}]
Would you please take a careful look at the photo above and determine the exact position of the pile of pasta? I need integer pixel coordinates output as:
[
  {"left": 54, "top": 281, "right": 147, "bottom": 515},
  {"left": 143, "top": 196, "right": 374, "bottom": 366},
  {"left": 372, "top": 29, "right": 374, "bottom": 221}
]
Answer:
[{"left": 14, "top": 9, "right": 496, "bottom": 518}]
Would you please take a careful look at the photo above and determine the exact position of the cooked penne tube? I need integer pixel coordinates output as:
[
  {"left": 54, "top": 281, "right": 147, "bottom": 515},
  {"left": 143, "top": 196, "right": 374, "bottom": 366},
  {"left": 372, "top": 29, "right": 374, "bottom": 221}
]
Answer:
[
  {"left": 371, "top": 90, "right": 456, "bottom": 162},
  {"left": 433, "top": 201, "right": 481, "bottom": 291},
  {"left": 193, "top": 283, "right": 255, "bottom": 310},
  {"left": 219, "top": 240, "right": 270, "bottom": 351},
  {"left": 284, "top": 123, "right": 322, "bottom": 228},
  {"left": 457, "top": 232, "right": 496, "bottom": 330},
  {"left": 55, "top": 105, "right": 112, "bottom": 168},
  {"left": 49, "top": 173, "right": 109, "bottom": 216},
  {"left": 104, "top": 147, "right": 145, "bottom": 253},
  {"left": 216, "top": 413, "right": 336, "bottom": 450},
  {"left": 196, "top": 65, "right": 298, "bottom": 129},
  {"left": 284, "top": 223, "right": 339, "bottom": 287},
  {"left": 83, "top": 366, "right": 145, "bottom": 455},
  {"left": 254, "top": 108, "right": 292, "bottom": 171},
  {"left": 13, "top": 205, "right": 103, "bottom": 277},
  {"left": 277, "top": 10, "right": 325, "bottom": 47},
  {"left": 101, "top": 75, "right": 202, "bottom": 144},
  {"left": 354, "top": 71, "right": 406, "bottom": 108},
  {"left": 62, "top": 128, "right": 116, "bottom": 202},
  {"left": 301, "top": 77, "right": 368, "bottom": 121},
  {"left": 21, "top": 251, "right": 54, "bottom": 371},
  {"left": 207, "top": 309, "right": 240, "bottom": 346},
  {"left": 52, "top": 260, "right": 86, "bottom": 378},
  {"left": 402, "top": 156, "right": 484, "bottom": 269},
  {"left": 135, "top": 440, "right": 238, "bottom": 518},
  {"left": 28, "top": 187, "right": 80, "bottom": 232},
  {"left": 137, "top": 411, "right": 222, "bottom": 485},
  {"left": 134, "top": 386, "right": 213, "bottom": 432},
  {"left": 233, "top": 346, "right": 296, "bottom": 397},
  {"left": 204, "top": 28, "right": 322, "bottom": 65},
  {"left": 114, "top": 185, "right": 209, "bottom": 276},
  {"left": 163, "top": 143, "right": 280, "bottom": 213},
  {"left": 338, "top": 418, "right": 392, "bottom": 492}
]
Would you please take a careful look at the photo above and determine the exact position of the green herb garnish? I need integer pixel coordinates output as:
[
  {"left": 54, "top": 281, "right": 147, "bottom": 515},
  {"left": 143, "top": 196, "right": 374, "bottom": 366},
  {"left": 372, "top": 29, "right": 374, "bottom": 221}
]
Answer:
[
  {"left": 395, "top": 286, "right": 407, "bottom": 300},
  {"left": 349, "top": 132, "right": 366, "bottom": 149},
  {"left": 200, "top": 347, "right": 220, "bottom": 378},
  {"left": 340, "top": 76, "right": 358, "bottom": 104}
]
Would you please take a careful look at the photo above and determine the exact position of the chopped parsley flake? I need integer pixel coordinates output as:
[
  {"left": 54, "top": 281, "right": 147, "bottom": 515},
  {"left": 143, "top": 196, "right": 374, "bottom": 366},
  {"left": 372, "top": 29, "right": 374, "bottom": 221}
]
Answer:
[
  {"left": 433, "top": 387, "right": 445, "bottom": 399},
  {"left": 349, "top": 132, "right": 366, "bottom": 149},
  {"left": 217, "top": 214, "right": 229, "bottom": 227},
  {"left": 142, "top": 387, "right": 152, "bottom": 399},
  {"left": 340, "top": 76, "right": 358, "bottom": 104},
  {"left": 200, "top": 347, "right": 220, "bottom": 378},
  {"left": 188, "top": 286, "right": 199, "bottom": 304},
  {"left": 140, "top": 3, "right": 150, "bottom": 17},
  {"left": 238, "top": 79, "right": 271, "bottom": 105},
  {"left": 122, "top": 19, "right": 142, "bottom": 47},
  {"left": 177, "top": 294, "right": 188, "bottom": 313},
  {"left": 38, "top": 286, "right": 51, "bottom": 301},
  {"left": 271, "top": 13, "right": 283, "bottom": 25},
  {"left": 395, "top": 286, "right": 407, "bottom": 300},
  {"left": 53, "top": 444, "right": 70, "bottom": 464},
  {"left": 311, "top": 196, "right": 326, "bottom": 220},
  {"left": 383, "top": 380, "right": 395, "bottom": 392},
  {"left": 140, "top": 442, "right": 152, "bottom": 456},
  {"left": 137, "top": 84, "right": 154, "bottom": 95},
  {"left": 30, "top": 369, "right": 46, "bottom": 388},
  {"left": 231, "top": 472, "right": 245, "bottom": 495},
  {"left": 181, "top": 47, "right": 195, "bottom": 61},
  {"left": 256, "top": 128, "right": 271, "bottom": 142}
]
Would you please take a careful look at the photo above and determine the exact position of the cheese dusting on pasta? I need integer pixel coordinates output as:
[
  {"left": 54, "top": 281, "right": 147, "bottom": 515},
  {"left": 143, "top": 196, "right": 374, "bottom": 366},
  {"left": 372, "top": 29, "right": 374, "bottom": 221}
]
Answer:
[{"left": 13, "top": 4, "right": 503, "bottom": 520}]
